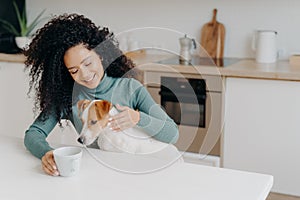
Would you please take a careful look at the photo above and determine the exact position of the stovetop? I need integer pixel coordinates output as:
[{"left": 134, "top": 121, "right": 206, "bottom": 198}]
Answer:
[{"left": 157, "top": 56, "right": 240, "bottom": 67}]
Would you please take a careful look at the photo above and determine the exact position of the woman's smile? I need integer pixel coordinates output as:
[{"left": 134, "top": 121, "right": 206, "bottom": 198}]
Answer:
[{"left": 83, "top": 73, "right": 96, "bottom": 83}]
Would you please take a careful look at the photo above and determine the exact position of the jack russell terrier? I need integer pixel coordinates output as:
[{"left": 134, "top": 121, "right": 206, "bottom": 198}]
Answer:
[{"left": 77, "top": 99, "right": 182, "bottom": 161}]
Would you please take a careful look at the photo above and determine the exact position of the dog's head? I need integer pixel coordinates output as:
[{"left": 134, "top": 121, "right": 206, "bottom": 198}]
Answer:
[{"left": 77, "top": 99, "right": 112, "bottom": 145}]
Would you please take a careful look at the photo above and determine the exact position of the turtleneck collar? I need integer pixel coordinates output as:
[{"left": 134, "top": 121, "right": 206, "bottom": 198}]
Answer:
[{"left": 73, "top": 73, "right": 114, "bottom": 99}]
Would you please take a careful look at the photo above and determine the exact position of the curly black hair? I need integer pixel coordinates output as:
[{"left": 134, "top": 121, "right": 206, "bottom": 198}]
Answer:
[{"left": 24, "top": 13, "right": 135, "bottom": 124}]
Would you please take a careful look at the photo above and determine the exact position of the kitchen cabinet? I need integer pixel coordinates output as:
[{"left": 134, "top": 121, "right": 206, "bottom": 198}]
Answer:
[
  {"left": 143, "top": 69, "right": 223, "bottom": 167},
  {"left": 0, "top": 62, "right": 77, "bottom": 144},
  {"left": 0, "top": 62, "right": 34, "bottom": 138},
  {"left": 223, "top": 77, "right": 300, "bottom": 196}
]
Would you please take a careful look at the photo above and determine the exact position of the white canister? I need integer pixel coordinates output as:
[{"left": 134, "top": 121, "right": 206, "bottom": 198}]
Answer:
[{"left": 252, "top": 30, "right": 278, "bottom": 63}]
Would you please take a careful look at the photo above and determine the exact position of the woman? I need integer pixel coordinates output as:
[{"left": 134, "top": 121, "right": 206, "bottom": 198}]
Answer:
[{"left": 24, "top": 13, "right": 179, "bottom": 176}]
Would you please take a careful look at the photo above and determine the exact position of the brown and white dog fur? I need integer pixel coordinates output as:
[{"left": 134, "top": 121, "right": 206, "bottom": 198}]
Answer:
[{"left": 77, "top": 99, "right": 182, "bottom": 160}]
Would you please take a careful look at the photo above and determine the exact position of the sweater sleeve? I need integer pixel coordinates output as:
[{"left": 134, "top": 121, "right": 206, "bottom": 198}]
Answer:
[
  {"left": 132, "top": 80, "right": 179, "bottom": 144},
  {"left": 24, "top": 112, "right": 58, "bottom": 159}
]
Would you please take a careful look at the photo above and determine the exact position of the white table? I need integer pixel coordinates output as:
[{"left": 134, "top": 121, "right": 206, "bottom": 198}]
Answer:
[{"left": 0, "top": 135, "right": 273, "bottom": 200}]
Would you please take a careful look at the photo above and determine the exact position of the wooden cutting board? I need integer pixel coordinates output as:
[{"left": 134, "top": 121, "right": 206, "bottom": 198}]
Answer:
[{"left": 200, "top": 9, "right": 225, "bottom": 59}]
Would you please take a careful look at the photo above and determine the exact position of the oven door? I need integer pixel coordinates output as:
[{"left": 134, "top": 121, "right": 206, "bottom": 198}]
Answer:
[
  {"left": 160, "top": 76, "right": 206, "bottom": 128},
  {"left": 160, "top": 91, "right": 206, "bottom": 127}
]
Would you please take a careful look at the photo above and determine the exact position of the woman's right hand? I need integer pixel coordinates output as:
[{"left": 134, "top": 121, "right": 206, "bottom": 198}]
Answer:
[{"left": 41, "top": 150, "right": 59, "bottom": 176}]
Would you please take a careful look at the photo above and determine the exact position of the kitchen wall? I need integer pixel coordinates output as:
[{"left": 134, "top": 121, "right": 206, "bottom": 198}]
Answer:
[{"left": 26, "top": 0, "right": 300, "bottom": 60}]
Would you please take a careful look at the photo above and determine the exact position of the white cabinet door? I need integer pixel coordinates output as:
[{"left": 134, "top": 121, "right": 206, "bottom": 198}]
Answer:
[
  {"left": 223, "top": 77, "right": 300, "bottom": 196},
  {"left": 0, "top": 62, "right": 34, "bottom": 138},
  {"left": 0, "top": 62, "right": 78, "bottom": 143}
]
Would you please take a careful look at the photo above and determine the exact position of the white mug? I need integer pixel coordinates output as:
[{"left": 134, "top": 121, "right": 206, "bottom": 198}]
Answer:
[{"left": 53, "top": 146, "right": 82, "bottom": 177}]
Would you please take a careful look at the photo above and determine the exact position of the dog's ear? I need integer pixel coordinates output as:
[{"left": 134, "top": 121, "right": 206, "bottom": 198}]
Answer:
[
  {"left": 95, "top": 100, "right": 112, "bottom": 120},
  {"left": 77, "top": 100, "right": 91, "bottom": 115}
]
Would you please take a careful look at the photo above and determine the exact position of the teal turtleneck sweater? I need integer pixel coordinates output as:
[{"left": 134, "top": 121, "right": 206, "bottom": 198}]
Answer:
[{"left": 24, "top": 74, "right": 179, "bottom": 159}]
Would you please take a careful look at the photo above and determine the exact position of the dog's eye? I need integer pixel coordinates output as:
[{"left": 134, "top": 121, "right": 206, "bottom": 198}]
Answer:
[{"left": 90, "top": 120, "right": 98, "bottom": 125}]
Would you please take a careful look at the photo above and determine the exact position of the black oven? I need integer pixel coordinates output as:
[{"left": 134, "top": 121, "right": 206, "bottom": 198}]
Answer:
[{"left": 160, "top": 77, "right": 206, "bottom": 127}]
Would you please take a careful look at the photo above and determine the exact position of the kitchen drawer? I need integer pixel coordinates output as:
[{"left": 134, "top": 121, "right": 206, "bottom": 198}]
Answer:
[
  {"left": 182, "top": 152, "right": 220, "bottom": 167},
  {"left": 144, "top": 71, "right": 223, "bottom": 92}
]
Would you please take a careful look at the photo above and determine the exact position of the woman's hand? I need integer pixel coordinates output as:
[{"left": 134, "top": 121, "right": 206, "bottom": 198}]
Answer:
[
  {"left": 108, "top": 104, "right": 140, "bottom": 131},
  {"left": 41, "top": 150, "right": 59, "bottom": 176}
]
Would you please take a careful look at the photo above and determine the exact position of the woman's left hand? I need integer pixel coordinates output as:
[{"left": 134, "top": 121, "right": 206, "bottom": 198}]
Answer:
[{"left": 108, "top": 104, "right": 140, "bottom": 131}]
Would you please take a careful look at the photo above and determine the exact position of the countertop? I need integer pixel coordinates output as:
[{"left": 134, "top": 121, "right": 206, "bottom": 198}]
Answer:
[
  {"left": 128, "top": 52, "right": 300, "bottom": 81},
  {"left": 0, "top": 53, "right": 25, "bottom": 63},
  {"left": 0, "top": 135, "right": 273, "bottom": 200},
  {"left": 2, "top": 51, "right": 300, "bottom": 81},
  {"left": 220, "top": 59, "right": 300, "bottom": 81}
]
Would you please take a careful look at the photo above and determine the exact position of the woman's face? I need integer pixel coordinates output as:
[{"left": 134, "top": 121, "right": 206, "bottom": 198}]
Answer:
[{"left": 64, "top": 44, "right": 104, "bottom": 89}]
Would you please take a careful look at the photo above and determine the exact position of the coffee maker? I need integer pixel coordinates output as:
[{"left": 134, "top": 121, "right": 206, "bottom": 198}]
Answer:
[{"left": 179, "top": 34, "right": 196, "bottom": 65}]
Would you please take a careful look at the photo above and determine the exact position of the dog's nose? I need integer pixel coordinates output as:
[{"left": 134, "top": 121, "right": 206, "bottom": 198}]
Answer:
[{"left": 77, "top": 137, "right": 84, "bottom": 144}]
